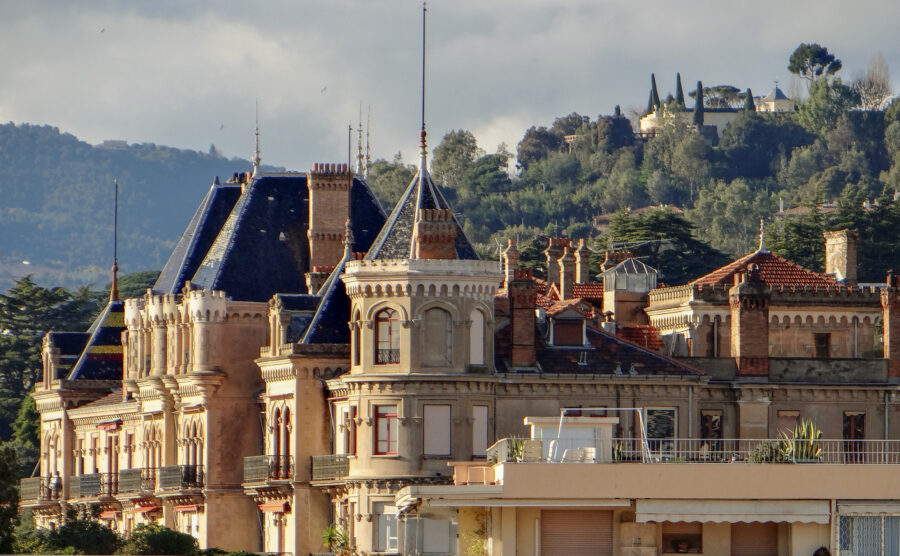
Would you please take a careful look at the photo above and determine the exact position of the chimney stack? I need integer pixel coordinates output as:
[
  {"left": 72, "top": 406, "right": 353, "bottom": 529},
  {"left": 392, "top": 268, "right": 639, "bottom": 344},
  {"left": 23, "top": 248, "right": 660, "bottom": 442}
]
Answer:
[
  {"left": 575, "top": 238, "right": 592, "bottom": 283},
  {"left": 509, "top": 269, "right": 537, "bottom": 368},
  {"left": 307, "top": 163, "right": 352, "bottom": 283},
  {"left": 413, "top": 209, "right": 457, "bottom": 259},
  {"left": 502, "top": 239, "right": 520, "bottom": 288},
  {"left": 729, "top": 265, "right": 770, "bottom": 376},
  {"left": 558, "top": 247, "right": 575, "bottom": 300},
  {"left": 881, "top": 272, "right": 900, "bottom": 378},
  {"left": 824, "top": 229, "right": 858, "bottom": 285},
  {"left": 543, "top": 238, "right": 566, "bottom": 288}
]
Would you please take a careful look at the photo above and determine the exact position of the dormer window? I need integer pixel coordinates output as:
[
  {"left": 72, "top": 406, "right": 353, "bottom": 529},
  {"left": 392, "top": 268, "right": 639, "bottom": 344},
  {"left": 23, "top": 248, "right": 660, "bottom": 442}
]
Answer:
[{"left": 375, "top": 308, "right": 400, "bottom": 364}]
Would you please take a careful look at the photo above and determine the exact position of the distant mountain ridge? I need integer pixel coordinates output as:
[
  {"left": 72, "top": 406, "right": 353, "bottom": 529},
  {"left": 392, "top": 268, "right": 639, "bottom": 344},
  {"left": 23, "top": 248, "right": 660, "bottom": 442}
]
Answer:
[{"left": 0, "top": 122, "right": 283, "bottom": 288}]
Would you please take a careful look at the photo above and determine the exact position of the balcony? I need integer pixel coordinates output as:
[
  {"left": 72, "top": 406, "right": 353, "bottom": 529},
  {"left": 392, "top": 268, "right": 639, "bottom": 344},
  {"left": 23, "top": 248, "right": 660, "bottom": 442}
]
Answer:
[
  {"left": 118, "top": 468, "right": 157, "bottom": 494},
  {"left": 157, "top": 465, "right": 205, "bottom": 491},
  {"left": 375, "top": 349, "right": 399, "bottom": 364},
  {"left": 243, "top": 455, "right": 294, "bottom": 484},
  {"left": 311, "top": 455, "right": 349, "bottom": 481},
  {"left": 67, "top": 473, "right": 118, "bottom": 499},
  {"left": 19, "top": 476, "right": 61, "bottom": 506}
]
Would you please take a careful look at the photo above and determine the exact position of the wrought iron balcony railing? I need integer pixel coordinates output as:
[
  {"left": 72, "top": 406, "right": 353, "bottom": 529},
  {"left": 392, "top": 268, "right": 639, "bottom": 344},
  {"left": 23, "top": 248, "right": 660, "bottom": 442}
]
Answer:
[
  {"left": 118, "top": 468, "right": 157, "bottom": 493},
  {"left": 67, "top": 473, "right": 118, "bottom": 498},
  {"left": 157, "top": 465, "right": 205, "bottom": 490},
  {"left": 375, "top": 348, "right": 399, "bottom": 364},
  {"left": 243, "top": 455, "right": 294, "bottom": 483},
  {"left": 19, "top": 476, "right": 61, "bottom": 503},
  {"left": 311, "top": 454, "right": 349, "bottom": 481}
]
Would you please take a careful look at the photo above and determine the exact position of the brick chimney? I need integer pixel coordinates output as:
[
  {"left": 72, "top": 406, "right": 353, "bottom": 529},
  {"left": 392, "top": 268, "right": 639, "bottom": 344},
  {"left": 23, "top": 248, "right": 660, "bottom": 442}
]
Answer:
[
  {"left": 509, "top": 269, "right": 536, "bottom": 368},
  {"left": 824, "top": 229, "right": 858, "bottom": 285},
  {"left": 601, "top": 250, "right": 631, "bottom": 271},
  {"left": 307, "top": 162, "right": 351, "bottom": 270},
  {"left": 881, "top": 272, "right": 900, "bottom": 378},
  {"left": 502, "top": 239, "right": 520, "bottom": 287},
  {"left": 575, "top": 238, "right": 592, "bottom": 283},
  {"left": 413, "top": 209, "right": 457, "bottom": 259},
  {"left": 729, "top": 264, "right": 770, "bottom": 376},
  {"left": 558, "top": 247, "right": 575, "bottom": 300},
  {"left": 543, "top": 238, "right": 566, "bottom": 289}
]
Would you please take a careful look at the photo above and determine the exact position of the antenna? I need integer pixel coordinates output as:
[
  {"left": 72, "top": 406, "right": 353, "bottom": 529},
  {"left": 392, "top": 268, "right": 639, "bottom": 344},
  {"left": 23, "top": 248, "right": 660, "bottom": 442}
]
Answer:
[
  {"left": 418, "top": 1, "right": 427, "bottom": 169},
  {"left": 110, "top": 181, "right": 119, "bottom": 302},
  {"left": 356, "top": 102, "right": 365, "bottom": 175},
  {"left": 348, "top": 124, "right": 352, "bottom": 171},
  {"left": 253, "top": 99, "right": 262, "bottom": 176}
]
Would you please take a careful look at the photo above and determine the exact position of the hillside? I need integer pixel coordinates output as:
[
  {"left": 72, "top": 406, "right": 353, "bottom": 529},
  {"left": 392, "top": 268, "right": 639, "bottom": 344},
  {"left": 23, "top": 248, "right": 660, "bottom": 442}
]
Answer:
[{"left": 0, "top": 123, "right": 282, "bottom": 288}]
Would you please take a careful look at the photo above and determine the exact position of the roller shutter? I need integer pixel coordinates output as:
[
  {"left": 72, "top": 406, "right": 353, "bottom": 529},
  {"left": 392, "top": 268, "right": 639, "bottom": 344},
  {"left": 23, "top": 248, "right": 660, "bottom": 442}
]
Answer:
[
  {"left": 731, "top": 522, "right": 778, "bottom": 555},
  {"left": 540, "top": 510, "right": 612, "bottom": 555}
]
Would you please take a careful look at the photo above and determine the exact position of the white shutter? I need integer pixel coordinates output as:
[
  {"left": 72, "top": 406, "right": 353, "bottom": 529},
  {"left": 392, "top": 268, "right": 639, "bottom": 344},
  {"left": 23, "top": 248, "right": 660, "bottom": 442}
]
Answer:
[
  {"left": 424, "top": 405, "right": 451, "bottom": 456},
  {"left": 473, "top": 406, "right": 489, "bottom": 457},
  {"left": 422, "top": 518, "right": 452, "bottom": 553},
  {"left": 469, "top": 309, "right": 485, "bottom": 365},
  {"left": 540, "top": 510, "right": 612, "bottom": 555}
]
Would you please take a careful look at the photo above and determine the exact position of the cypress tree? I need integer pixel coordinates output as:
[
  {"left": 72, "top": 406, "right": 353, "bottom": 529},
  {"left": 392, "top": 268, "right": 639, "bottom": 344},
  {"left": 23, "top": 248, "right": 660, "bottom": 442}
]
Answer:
[
  {"left": 693, "top": 81, "right": 705, "bottom": 127},
  {"left": 647, "top": 73, "right": 661, "bottom": 114},
  {"left": 675, "top": 73, "right": 685, "bottom": 106},
  {"left": 744, "top": 88, "right": 756, "bottom": 112}
]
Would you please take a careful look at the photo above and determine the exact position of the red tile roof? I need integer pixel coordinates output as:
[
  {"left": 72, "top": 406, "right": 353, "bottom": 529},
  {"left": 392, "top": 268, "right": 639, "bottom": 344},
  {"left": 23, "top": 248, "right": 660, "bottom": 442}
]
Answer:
[
  {"left": 573, "top": 283, "right": 604, "bottom": 300},
  {"left": 617, "top": 325, "right": 664, "bottom": 351},
  {"left": 690, "top": 250, "right": 838, "bottom": 288}
]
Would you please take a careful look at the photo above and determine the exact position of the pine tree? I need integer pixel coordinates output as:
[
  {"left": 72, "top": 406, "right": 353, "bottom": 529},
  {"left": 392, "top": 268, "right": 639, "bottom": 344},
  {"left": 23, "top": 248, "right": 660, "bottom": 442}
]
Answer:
[
  {"left": 693, "top": 81, "right": 705, "bottom": 127},
  {"left": 675, "top": 73, "right": 686, "bottom": 106},
  {"left": 744, "top": 88, "right": 756, "bottom": 112}
]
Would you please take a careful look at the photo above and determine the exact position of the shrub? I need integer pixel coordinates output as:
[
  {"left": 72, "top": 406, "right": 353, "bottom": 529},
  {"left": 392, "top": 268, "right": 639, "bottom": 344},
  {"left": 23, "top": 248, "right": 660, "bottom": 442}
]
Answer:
[{"left": 119, "top": 524, "right": 198, "bottom": 555}]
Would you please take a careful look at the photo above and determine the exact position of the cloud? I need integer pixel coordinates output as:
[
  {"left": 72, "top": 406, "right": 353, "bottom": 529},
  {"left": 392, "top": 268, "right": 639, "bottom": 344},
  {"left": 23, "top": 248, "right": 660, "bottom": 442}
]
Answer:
[{"left": 0, "top": 0, "right": 898, "bottom": 172}]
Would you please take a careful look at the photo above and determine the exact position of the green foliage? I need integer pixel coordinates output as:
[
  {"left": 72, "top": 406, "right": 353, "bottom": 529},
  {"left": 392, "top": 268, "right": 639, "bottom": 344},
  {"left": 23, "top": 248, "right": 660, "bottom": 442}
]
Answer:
[
  {"left": 674, "top": 73, "right": 685, "bottom": 107},
  {"left": 720, "top": 112, "right": 813, "bottom": 180},
  {"left": 597, "top": 207, "right": 728, "bottom": 284},
  {"left": 105, "top": 270, "right": 161, "bottom": 301},
  {"left": 689, "top": 84, "right": 743, "bottom": 109},
  {"left": 367, "top": 156, "right": 415, "bottom": 208},
  {"left": 692, "top": 81, "right": 704, "bottom": 127},
  {"left": 797, "top": 79, "right": 861, "bottom": 136},
  {"left": 322, "top": 525, "right": 351, "bottom": 555},
  {"left": 516, "top": 126, "right": 564, "bottom": 170},
  {"left": 743, "top": 88, "right": 756, "bottom": 112},
  {"left": 749, "top": 441, "right": 787, "bottom": 463},
  {"left": 788, "top": 43, "right": 842, "bottom": 82},
  {"left": 119, "top": 523, "right": 198, "bottom": 555},
  {"left": 432, "top": 130, "right": 482, "bottom": 192},
  {"left": 0, "top": 277, "right": 96, "bottom": 439},
  {"left": 779, "top": 418, "right": 823, "bottom": 462},
  {"left": 648, "top": 73, "right": 660, "bottom": 114},
  {"left": 0, "top": 443, "right": 20, "bottom": 553},
  {"left": 688, "top": 179, "right": 776, "bottom": 256},
  {"left": 766, "top": 202, "right": 826, "bottom": 272},
  {"left": 21, "top": 516, "right": 121, "bottom": 554}
]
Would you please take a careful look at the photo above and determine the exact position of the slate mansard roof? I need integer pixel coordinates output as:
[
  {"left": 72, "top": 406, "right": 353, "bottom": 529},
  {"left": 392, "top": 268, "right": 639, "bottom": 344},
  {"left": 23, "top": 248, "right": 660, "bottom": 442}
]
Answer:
[
  {"left": 158, "top": 173, "right": 385, "bottom": 302},
  {"left": 364, "top": 166, "right": 478, "bottom": 261},
  {"left": 65, "top": 300, "right": 126, "bottom": 381}
]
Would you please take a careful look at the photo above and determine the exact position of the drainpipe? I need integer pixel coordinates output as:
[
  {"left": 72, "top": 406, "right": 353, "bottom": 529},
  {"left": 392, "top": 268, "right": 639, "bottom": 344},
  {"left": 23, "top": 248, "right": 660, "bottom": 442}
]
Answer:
[{"left": 688, "top": 386, "right": 694, "bottom": 438}]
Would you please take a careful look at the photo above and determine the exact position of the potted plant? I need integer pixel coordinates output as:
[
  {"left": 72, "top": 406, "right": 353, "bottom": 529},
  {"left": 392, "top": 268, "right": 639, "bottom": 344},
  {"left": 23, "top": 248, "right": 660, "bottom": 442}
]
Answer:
[{"left": 779, "top": 419, "right": 822, "bottom": 463}]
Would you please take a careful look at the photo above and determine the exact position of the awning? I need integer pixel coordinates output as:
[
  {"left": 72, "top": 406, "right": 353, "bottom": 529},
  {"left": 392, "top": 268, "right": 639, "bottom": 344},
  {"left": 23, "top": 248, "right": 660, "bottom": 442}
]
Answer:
[
  {"left": 96, "top": 419, "right": 122, "bottom": 431},
  {"left": 258, "top": 500, "right": 291, "bottom": 513},
  {"left": 133, "top": 505, "right": 160, "bottom": 514},
  {"left": 635, "top": 500, "right": 830, "bottom": 524},
  {"left": 99, "top": 510, "right": 120, "bottom": 520},
  {"left": 837, "top": 501, "right": 900, "bottom": 515},
  {"left": 174, "top": 504, "right": 199, "bottom": 512}
]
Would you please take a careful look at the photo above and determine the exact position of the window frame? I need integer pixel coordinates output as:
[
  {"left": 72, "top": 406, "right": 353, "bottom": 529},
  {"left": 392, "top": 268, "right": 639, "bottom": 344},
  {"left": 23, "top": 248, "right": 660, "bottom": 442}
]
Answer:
[
  {"left": 372, "top": 500, "right": 399, "bottom": 553},
  {"left": 374, "top": 404, "right": 399, "bottom": 456},
  {"left": 375, "top": 308, "right": 401, "bottom": 365}
]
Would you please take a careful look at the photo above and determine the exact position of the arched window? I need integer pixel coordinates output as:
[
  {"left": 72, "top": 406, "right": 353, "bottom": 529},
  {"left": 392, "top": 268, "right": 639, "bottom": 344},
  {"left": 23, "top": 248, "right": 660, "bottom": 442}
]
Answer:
[
  {"left": 423, "top": 308, "right": 452, "bottom": 366},
  {"left": 375, "top": 308, "right": 400, "bottom": 364},
  {"left": 469, "top": 309, "right": 485, "bottom": 365},
  {"left": 281, "top": 408, "right": 291, "bottom": 479}
]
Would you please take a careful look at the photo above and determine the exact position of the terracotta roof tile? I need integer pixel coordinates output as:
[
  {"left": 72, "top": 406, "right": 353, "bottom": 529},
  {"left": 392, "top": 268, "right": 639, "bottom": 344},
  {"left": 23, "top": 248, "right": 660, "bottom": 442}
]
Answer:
[
  {"left": 617, "top": 325, "right": 664, "bottom": 351},
  {"left": 572, "top": 283, "right": 604, "bottom": 300},
  {"left": 691, "top": 250, "right": 838, "bottom": 288}
]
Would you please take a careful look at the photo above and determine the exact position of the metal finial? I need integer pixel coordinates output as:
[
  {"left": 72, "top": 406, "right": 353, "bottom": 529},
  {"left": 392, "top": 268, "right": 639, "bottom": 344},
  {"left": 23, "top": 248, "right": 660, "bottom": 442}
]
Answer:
[
  {"left": 418, "top": 1, "right": 428, "bottom": 171},
  {"left": 365, "top": 106, "right": 371, "bottom": 179},
  {"left": 344, "top": 218, "right": 354, "bottom": 249},
  {"left": 253, "top": 99, "right": 262, "bottom": 176},
  {"left": 111, "top": 181, "right": 119, "bottom": 302},
  {"left": 356, "top": 102, "right": 365, "bottom": 175}
]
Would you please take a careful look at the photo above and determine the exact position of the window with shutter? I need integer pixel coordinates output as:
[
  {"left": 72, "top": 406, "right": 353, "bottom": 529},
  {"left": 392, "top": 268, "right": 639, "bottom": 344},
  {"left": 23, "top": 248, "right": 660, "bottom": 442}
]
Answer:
[
  {"left": 424, "top": 405, "right": 451, "bottom": 456},
  {"left": 472, "top": 406, "right": 488, "bottom": 457}
]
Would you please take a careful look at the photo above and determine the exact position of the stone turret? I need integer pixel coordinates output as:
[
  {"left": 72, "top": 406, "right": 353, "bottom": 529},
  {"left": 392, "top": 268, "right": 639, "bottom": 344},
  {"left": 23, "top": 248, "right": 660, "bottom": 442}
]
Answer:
[{"left": 824, "top": 229, "right": 858, "bottom": 285}]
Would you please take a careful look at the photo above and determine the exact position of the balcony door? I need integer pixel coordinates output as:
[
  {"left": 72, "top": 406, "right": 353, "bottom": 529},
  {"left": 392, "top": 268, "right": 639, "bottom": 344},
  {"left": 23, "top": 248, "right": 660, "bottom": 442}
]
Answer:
[{"left": 540, "top": 510, "right": 612, "bottom": 555}]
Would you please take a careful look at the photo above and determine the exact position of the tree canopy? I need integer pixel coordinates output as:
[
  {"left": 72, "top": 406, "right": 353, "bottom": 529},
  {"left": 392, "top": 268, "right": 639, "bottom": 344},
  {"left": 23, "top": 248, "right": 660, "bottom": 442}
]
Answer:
[{"left": 788, "top": 43, "right": 843, "bottom": 82}]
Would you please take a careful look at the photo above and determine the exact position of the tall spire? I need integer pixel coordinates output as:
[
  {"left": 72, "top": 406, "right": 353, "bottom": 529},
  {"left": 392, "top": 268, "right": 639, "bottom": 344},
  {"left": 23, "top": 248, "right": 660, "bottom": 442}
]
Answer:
[
  {"left": 252, "top": 99, "right": 262, "bottom": 176},
  {"left": 110, "top": 181, "right": 119, "bottom": 302},
  {"left": 356, "top": 102, "right": 365, "bottom": 175},
  {"left": 418, "top": 1, "right": 428, "bottom": 173},
  {"left": 365, "top": 105, "right": 371, "bottom": 179}
]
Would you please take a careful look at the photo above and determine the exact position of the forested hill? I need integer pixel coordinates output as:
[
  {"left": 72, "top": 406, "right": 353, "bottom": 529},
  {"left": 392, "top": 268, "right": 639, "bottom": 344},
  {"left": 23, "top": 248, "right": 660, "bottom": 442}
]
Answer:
[{"left": 0, "top": 123, "right": 282, "bottom": 288}]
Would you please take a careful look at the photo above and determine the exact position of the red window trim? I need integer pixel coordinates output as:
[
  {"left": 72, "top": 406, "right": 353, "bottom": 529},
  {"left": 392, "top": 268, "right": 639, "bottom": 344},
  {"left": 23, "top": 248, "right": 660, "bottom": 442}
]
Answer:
[{"left": 374, "top": 405, "right": 398, "bottom": 455}]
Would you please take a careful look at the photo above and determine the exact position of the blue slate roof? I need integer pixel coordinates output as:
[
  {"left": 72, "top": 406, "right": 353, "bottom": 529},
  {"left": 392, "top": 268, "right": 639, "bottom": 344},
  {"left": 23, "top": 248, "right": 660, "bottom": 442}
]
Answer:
[
  {"left": 365, "top": 165, "right": 478, "bottom": 260},
  {"left": 300, "top": 250, "right": 352, "bottom": 345},
  {"left": 189, "top": 174, "right": 385, "bottom": 302},
  {"left": 763, "top": 86, "right": 790, "bottom": 101},
  {"left": 153, "top": 181, "right": 242, "bottom": 295},
  {"left": 66, "top": 300, "right": 126, "bottom": 381}
]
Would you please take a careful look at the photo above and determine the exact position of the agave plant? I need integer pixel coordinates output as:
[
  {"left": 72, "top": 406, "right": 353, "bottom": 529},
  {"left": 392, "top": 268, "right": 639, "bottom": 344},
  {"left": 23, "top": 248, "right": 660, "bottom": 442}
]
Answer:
[{"left": 779, "top": 419, "right": 823, "bottom": 462}]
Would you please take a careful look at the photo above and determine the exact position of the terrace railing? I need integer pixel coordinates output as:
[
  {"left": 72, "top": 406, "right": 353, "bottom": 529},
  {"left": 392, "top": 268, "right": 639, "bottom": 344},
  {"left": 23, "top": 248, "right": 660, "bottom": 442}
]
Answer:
[
  {"left": 243, "top": 455, "right": 294, "bottom": 483},
  {"left": 311, "top": 455, "right": 349, "bottom": 481}
]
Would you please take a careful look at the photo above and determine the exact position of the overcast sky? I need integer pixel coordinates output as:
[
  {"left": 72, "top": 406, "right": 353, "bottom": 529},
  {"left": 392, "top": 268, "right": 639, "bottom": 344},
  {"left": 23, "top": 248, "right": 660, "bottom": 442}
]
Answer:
[{"left": 2, "top": 1, "right": 898, "bottom": 171}]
